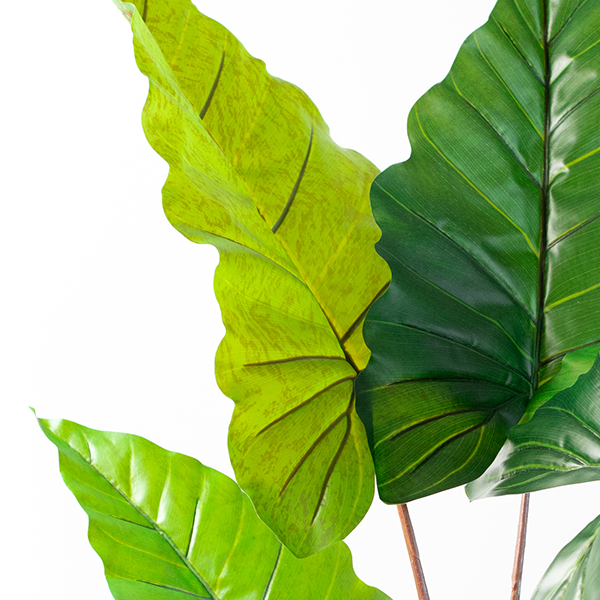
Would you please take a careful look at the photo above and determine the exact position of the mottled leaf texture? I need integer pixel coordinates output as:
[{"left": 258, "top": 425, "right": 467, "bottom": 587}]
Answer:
[
  {"left": 530, "top": 512, "right": 600, "bottom": 600},
  {"left": 467, "top": 349, "right": 600, "bottom": 499},
  {"left": 357, "top": 0, "right": 600, "bottom": 504},
  {"left": 37, "top": 416, "right": 391, "bottom": 600},
  {"left": 111, "top": 0, "right": 389, "bottom": 555}
]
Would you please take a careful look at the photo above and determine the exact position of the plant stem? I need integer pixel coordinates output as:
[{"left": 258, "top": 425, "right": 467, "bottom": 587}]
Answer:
[
  {"left": 510, "top": 493, "right": 531, "bottom": 600},
  {"left": 397, "top": 503, "right": 430, "bottom": 600}
]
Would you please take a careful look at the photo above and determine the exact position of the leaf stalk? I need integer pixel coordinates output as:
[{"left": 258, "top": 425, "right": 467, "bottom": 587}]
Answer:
[
  {"left": 397, "top": 504, "right": 430, "bottom": 600},
  {"left": 510, "top": 493, "right": 530, "bottom": 600}
]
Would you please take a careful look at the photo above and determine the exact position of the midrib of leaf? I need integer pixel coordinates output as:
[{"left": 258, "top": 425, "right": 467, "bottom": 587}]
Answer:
[
  {"left": 261, "top": 543, "right": 283, "bottom": 600},
  {"left": 74, "top": 436, "right": 222, "bottom": 600},
  {"left": 535, "top": 0, "right": 600, "bottom": 374},
  {"left": 533, "top": 0, "right": 552, "bottom": 394}
]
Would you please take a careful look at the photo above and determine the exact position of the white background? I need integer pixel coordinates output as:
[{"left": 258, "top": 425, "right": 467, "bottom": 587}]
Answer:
[{"left": 3, "top": 0, "right": 600, "bottom": 598}]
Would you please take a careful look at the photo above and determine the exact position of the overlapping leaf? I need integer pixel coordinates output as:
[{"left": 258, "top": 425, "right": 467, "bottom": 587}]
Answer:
[
  {"left": 37, "top": 415, "right": 391, "bottom": 600},
  {"left": 530, "top": 512, "right": 600, "bottom": 600},
  {"left": 467, "top": 349, "right": 600, "bottom": 499},
  {"left": 112, "top": 0, "right": 389, "bottom": 555},
  {"left": 521, "top": 344, "right": 600, "bottom": 423},
  {"left": 357, "top": 0, "right": 600, "bottom": 504}
]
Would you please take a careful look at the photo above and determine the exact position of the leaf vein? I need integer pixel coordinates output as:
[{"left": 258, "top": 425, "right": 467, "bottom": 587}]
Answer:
[
  {"left": 414, "top": 105, "right": 540, "bottom": 257},
  {"left": 373, "top": 180, "right": 536, "bottom": 322}
]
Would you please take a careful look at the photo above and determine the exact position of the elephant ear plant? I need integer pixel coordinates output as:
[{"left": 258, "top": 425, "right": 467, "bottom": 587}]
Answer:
[
  {"left": 104, "top": 0, "right": 392, "bottom": 560},
  {"left": 38, "top": 0, "right": 600, "bottom": 599}
]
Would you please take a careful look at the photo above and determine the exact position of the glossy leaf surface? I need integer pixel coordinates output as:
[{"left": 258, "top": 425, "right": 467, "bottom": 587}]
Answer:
[
  {"left": 113, "top": 0, "right": 389, "bottom": 555},
  {"left": 38, "top": 415, "right": 391, "bottom": 600},
  {"left": 522, "top": 343, "right": 600, "bottom": 423},
  {"left": 530, "top": 512, "right": 600, "bottom": 600},
  {"left": 357, "top": 0, "right": 600, "bottom": 504},
  {"left": 467, "top": 349, "right": 600, "bottom": 499}
]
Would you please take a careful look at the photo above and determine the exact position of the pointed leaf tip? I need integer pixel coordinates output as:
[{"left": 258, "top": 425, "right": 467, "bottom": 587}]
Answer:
[{"left": 111, "top": 0, "right": 134, "bottom": 22}]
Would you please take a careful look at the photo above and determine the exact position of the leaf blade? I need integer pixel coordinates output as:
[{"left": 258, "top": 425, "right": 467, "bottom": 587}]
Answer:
[
  {"left": 115, "top": 0, "right": 389, "bottom": 554},
  {"left": 530, "top": 512, "right": 600, "bottom": 600},
  {"left": 467, "top": 349, "right": 600, "bottom": 499},
  {"left": 357, "top": 0, "right": 600, "bottom": 503},
  {"left": 38, "top": 415, "right": 391, "bottom": 600}
]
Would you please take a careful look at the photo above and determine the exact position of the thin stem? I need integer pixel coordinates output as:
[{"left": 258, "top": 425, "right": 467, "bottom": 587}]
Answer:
[
  {"left": 510, "top": 493, "right": 531, "bottom": 600},
  {"left": 397, "top": 504, "right": 430, "bottom": 600}
]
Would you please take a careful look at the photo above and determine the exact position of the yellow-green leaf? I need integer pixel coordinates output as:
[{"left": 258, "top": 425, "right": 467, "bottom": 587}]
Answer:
[{"left": 112, "top": 0, "right": 389, "bottom": 556}]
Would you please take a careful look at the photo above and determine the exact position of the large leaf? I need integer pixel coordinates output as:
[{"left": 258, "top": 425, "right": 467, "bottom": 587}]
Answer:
[
  {"left": 357, "top": 0, "right": 600, "bottom": 504},
  {"left": 530, "top": 512, "right": 600, "bottom": 600},
  {"left": 37, "top": 415, "right": 391, "bottom": 600},
  {"left": 111, "top": 0, "right": 389, "bottom": 555},
  {"left": 467, "top": 349, "right": 600, "bottom": 499}
]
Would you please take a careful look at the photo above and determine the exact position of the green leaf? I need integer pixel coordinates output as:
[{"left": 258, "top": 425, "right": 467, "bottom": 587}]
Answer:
[
  {"left": 357, "top": 0, "right": 600, "bottom": 504},
  {"left": 37, "top": 415, "right": 391, "bottom": 600},
  {"left": 112, "top": 0, "right": 389, "bottom": 555},
  {"left": 467, "top": 349, "right": 600, "bottom": 499},
  {"left": 522, "top": 343, "right": 600, "bottom": 423},
  {"left": 530, "top": 512, "right": 600, "bottom": 600}
]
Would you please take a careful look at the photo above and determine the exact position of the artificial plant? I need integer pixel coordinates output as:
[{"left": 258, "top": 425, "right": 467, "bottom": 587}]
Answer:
[
  {"left": 358, "top": 0, "right": 600, "bottom": 506},
  {"left": 39, "top": 0, "right": 600, "bottom": 599}
]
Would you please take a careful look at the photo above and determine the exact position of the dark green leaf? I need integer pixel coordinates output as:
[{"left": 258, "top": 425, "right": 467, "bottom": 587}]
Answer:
[
  {"left": 37, "top": 414, "right": 391, "bottom": 600},
  {"left": 357, "top": 0, "right": 600, "bottom": 503},
  {"left": 467, "top": 349, "right": 600, "bottom": 499}
]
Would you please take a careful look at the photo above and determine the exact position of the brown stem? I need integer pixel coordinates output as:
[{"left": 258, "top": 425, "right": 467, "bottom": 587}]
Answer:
[
  {"left": 510, "top": 493, "right": 531, "bottom": 600},
  {"left": 397, "top": 504, "right": 430, "bottom": 600}
]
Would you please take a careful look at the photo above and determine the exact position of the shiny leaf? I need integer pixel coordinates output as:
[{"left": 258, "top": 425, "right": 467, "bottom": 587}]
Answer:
[
  {"left": 523, "top": 344, "right": 600, "bottom": 423},
  {"left": 112, "top": 0, "right": 389, "bottom": 555},
  {"left": 38, "top": 415, "right": 391, "bottom": 600},
  {"left": 467, "top": 349, "right": 600, "bottom": 499},
  {"left": 530, "top": 512, "right": 600, "bottom": 600},
  {"left": 357, "top": 0, "right": 600, "bottom": 504}
]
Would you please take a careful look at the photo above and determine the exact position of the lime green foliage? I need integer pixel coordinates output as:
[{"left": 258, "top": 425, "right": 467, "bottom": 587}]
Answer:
[
  {"left": 467, "top": 353, "right": 600, "bottom": 499},
  {"left": 357, "top": 0, "right": 600, "bottom": 504},
  {"left": 530, "top": 512, "right": 600, "bottom": 600},
  {"left": 113, "top": 0, "right": 389, "bottom": 556},
  {"left": 37, "top": 415, "right": 390, "bottom": 600}
]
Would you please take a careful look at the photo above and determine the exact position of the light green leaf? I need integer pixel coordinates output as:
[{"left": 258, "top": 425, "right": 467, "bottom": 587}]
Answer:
[
  {"left": 38, "top": 415, "right": 391, "bottom": 600},
  {"left": 530, "top": 512, "right": 600, "bottom": 600},
  {"left": 112, "top": 0, "right": 389, "bottom": 555},
  {"left": 357, "top": 0, "right": 600, "bottom": 504},
  {"left": 467, "top": 350, "right": 600, "bottom": 499}
]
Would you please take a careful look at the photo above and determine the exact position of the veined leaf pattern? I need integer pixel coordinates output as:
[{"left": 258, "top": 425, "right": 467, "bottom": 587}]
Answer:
[
  {"left": 530, "top": 511, "right": 600, "bottom": 600},
  {"left": 113, "top": 0, "right": 389, "bottom": 555},
  {"left": 37, "top": 415, "right": 391, "bottom": 600},
  {"left": 468, "top": 349, "right": 600, "bottom": 499},
  {"left": 358, "top": 0, "right": 600, "bottom": 504}
]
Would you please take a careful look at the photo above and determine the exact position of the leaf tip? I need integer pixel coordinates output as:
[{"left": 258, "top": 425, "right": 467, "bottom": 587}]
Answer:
[{"left": 111, "top": 0, "right": 135, "bottom": 23}]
